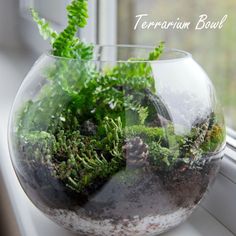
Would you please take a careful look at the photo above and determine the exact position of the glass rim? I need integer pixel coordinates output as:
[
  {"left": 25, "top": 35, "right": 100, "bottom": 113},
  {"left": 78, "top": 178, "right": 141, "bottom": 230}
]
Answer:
[{"left": 45, "top": 44, "right": 192, "bottom": 63}]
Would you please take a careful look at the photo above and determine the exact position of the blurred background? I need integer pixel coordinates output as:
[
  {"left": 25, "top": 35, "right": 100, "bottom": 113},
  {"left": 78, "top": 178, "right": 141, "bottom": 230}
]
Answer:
[
  {"left": 118, "top": 0, "right": 236, "bottom": 130},
  {"left": 0, "top": 0, "right": 236, "bottom": 235}
]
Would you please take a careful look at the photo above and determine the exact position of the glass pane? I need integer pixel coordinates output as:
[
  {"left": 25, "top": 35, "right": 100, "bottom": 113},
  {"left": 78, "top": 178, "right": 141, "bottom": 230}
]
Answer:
[{"left": 118, "top": 0, "right": 236, "bottom": 130}]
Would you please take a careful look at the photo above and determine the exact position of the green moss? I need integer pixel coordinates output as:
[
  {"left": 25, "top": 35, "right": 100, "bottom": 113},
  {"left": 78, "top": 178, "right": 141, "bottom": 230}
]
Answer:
[
  {"left": 201, "top": 123, "right": 226, "bottom": 153},
  {"left": 149, "top": 141, "right": 178, "bottom": 170},
  {"left": 125, "top": 125, "right": 166, "bottom": 143},
  {"left": 18, "top": 116, "right": 126, "bottom": 193}
]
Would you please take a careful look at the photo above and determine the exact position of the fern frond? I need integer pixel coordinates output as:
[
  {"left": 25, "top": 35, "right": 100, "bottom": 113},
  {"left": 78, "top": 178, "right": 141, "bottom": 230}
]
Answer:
[
  {"left": 72, "top": 41, "right": 94, "bottom": 60},
  {"left": 52, "top": 0, "right": 92, "bottom": 59},
  {"left": 30, "top": 9, "right": 58, "bottom": 43},
  {"left": 148, "top": 41, "right": 165, "bottom": 60},
  {"left": 106, "top": 42, "right": 165, "bottom": 95},
  {"left": 67, "top": 0, "right": 89, "bottom": 29}
]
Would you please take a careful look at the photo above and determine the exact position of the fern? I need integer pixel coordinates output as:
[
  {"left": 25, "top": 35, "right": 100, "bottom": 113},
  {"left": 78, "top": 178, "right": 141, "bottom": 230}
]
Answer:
[
  {"left": 148, "top": 41, "right": 165, "bottom": 60},
  {"left": 67, "top": 0, "right": 89, "bottom": 29},
  {"left": 52, "top": 0, "right": 93, "bottom": 59},
  {"left": 107, "top": 42, "right": 165, "bottom": 94},
  {"left": 31, "top": 9, "right": 58, "bottom": 43},
  {"left": 31, "top": 0, "right": 93, "bottom": 60}
]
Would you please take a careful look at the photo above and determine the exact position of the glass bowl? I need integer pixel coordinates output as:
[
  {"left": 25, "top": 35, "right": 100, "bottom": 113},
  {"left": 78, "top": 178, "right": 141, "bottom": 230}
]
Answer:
[{"left": 8, "top": 45, "right": 226, "bottom": 236}]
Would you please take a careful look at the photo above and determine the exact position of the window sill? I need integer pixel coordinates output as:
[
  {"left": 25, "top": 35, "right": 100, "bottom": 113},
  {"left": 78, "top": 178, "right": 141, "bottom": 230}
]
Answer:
[{"left": 201, "top": 136, "right": 236, "bottom": 234}]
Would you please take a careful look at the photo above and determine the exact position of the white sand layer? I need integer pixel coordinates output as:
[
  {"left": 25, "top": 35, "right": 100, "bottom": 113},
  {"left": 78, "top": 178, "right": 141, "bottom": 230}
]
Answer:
[{"left": 47, "top": 207, "right": 192, "bottom": 236}]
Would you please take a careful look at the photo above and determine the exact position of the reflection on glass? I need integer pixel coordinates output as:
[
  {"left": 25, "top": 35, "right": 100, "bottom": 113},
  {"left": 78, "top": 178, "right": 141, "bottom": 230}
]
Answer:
[{"left": 118, "top": 0, "right": 236, "bottom": 130}]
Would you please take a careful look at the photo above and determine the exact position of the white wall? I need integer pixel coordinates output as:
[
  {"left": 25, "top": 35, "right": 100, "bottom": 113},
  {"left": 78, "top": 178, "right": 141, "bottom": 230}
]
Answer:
[{"left": 0, "top": 0, "right": 22, "bottom": 49}]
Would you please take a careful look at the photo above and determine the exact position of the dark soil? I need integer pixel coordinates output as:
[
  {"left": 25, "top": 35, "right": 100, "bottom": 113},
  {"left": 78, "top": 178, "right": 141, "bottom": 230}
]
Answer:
[{"left": 16, "top": 157, "right": 221, "bottom": 223}]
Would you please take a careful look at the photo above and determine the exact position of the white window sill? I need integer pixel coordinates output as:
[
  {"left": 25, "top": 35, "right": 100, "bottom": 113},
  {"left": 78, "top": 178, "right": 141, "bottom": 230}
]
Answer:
[{"left": 0, "top": 49, "right": 234, "bottom": 236}]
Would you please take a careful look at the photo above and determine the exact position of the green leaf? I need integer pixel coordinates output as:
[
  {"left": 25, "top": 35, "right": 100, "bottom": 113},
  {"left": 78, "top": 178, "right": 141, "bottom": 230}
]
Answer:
[{"left": 52, "top": 0, "right": 93, "bottom": 60}]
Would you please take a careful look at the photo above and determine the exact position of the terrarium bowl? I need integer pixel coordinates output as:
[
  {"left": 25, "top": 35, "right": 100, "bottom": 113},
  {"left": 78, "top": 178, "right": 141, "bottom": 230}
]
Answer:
[{"left": 8, "top": 45, "right": 226, "bottom": 236}]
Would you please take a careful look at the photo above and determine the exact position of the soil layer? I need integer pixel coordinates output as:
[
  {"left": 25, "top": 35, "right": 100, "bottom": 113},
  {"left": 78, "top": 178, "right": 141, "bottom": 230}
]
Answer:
[{"left": 15, "top": 157, "right": 221, "bottom": 235}]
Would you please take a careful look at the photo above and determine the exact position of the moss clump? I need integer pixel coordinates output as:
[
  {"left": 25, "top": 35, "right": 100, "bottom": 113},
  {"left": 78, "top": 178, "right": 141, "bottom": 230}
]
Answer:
[
  {"left": 125, "top": 125, "right": 166, "bottom": 143},
  {"left": 149, "top": 141, "right": 179, "bottom": 170},
  {"left": 201, "top": 124, "right": 226, "bottom": 153}
]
